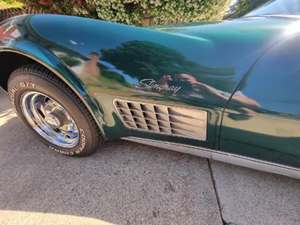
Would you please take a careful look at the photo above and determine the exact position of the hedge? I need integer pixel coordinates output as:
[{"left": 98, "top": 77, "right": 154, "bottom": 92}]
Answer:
[{"left": 17, "top": 0, "right": 232, "bottom": 25}]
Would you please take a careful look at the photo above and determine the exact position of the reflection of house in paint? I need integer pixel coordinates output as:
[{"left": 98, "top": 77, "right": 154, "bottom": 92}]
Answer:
[
  {"left": 0, "top": 17, "right": 24, "bottom": 45},
  {"left": 53, "top": 49, "right": 138, "bottom": 88}
]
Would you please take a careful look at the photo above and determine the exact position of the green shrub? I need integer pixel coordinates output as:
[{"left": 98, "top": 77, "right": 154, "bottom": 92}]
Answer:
[{"left": 20, "top": 0, "right": 232, "bottom": 25}]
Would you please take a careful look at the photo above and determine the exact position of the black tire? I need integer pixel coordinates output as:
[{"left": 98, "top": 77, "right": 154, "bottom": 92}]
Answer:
[{"left": 7, "top": 64, "right": 102, "bottom": 156}]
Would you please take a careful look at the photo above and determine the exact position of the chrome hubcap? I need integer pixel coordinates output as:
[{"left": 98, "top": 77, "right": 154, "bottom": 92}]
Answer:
[{"left": 21, "top": 91, "right": 79, "bottom": 148}]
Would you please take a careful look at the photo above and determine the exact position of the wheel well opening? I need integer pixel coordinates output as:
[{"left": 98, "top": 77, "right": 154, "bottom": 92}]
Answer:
[
  {"left": 0, "top": 51, "right": 104, "bottom": 136},
  {"left": 0, "top": 52, "right": 36, "bottom": 90}
]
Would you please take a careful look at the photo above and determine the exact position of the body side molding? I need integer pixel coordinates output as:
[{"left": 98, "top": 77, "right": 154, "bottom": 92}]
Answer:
[{"left": 122, "top": 137, "right": 300, "bottom": 179}]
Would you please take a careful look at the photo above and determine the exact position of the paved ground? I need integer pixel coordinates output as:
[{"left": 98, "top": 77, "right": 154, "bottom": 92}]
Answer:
[
  {"left": 211, "top": 161, "right": 300, "bottom": 225},
  {"left": 0, "top": 89, "right": 299, "bottom": 225}
]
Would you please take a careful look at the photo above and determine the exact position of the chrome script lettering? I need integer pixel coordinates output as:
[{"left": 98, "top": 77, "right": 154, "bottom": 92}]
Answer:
[{"left": 137, "top": 79, "right": 182, "bottom": 95}]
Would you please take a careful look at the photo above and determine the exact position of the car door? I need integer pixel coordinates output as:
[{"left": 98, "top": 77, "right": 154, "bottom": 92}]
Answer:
[{"left": 220, "top": 34, "right": 300, "bottom": 168}]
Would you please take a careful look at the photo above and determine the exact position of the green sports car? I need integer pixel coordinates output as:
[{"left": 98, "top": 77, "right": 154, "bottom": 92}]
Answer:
[{"left": 0, "top": 0, "right": 299, "bottom": 179}]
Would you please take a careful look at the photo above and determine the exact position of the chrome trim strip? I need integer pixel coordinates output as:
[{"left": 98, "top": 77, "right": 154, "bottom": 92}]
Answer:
[
  {"left": 0, "top": 49, "right": 106, "bottom": 138},
  {"left": 122, "top": 137, "right": 300, "bottom": 179}
]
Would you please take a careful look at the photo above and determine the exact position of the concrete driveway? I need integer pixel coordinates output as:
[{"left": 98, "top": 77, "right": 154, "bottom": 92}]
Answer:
[{"left": 0, "top": 89, "right": 299, "bottom": 225}]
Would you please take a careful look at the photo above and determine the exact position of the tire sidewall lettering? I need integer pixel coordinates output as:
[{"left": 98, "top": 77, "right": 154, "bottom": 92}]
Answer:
[
  {"left": 78, "top": 128, "right": 87, "bottom": 152},
  {"left": 49, "top": 128, "right": 86, "bottom": 155},
  {"left": 9, "top": 81, "right": 88, "bottom": 156},
  {"left": 9, "top": 81, "right": 36, "bottom": 103}
]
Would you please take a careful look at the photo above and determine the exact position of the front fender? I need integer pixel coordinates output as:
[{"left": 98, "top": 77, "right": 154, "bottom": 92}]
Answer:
[
  {"left": 0, "top": 39, "right": 106, "bottom": 138},
  {"left": 3, "top": 14, "right": 297, "bottom": 147}
]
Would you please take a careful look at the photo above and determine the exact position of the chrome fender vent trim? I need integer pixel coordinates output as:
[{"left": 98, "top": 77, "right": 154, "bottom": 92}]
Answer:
[{"left": 113, "top": 99, "right": 207, "bottom": 141}]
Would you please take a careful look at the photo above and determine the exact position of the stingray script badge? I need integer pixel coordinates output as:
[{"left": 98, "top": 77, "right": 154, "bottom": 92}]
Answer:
[{"left": 136, "top": 78, "right": 182, "bottom": 96}]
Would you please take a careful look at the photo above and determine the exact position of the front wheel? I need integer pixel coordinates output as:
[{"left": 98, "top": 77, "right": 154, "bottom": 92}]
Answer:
[{"left": 8, "top": 64, "right": 102, "bottom": 156}]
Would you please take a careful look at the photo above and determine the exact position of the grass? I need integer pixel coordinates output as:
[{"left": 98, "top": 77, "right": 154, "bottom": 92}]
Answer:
[{"left": 0, "top": 0, "right": 23, "bottom": 9}]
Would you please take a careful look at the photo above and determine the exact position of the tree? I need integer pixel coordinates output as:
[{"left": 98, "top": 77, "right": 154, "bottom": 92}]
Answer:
[{"left": 101, "top": 40, "right": 235, "bottom": 92}]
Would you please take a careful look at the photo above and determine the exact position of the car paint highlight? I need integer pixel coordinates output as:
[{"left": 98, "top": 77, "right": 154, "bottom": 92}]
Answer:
[{"left": 0, "top": 14, "right": 299, "bottom": 177}]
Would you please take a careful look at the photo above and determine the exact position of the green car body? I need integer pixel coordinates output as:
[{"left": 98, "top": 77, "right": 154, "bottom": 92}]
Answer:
[{"left": 0, "top": 1, "right": 300, "bottom": 178}]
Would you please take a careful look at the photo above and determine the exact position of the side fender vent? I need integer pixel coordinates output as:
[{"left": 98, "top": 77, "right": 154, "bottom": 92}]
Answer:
[{"left": 114, "top": 99, "right": 207, "bottom": 141}]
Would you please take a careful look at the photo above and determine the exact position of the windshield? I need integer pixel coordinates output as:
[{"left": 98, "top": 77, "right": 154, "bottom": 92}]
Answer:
[{"left": 247, "top": 0, "right": 300, "bottom": 17}]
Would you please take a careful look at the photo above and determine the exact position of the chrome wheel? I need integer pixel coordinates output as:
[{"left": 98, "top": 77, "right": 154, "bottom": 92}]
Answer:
[{"left": 21, "top": 91, "right": 79, "bottom": 148}]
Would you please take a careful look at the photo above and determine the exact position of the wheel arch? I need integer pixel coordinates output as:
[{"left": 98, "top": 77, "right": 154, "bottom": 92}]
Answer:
[{"left": 0, "top": 49, "right": 106, "bottom": 138}]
